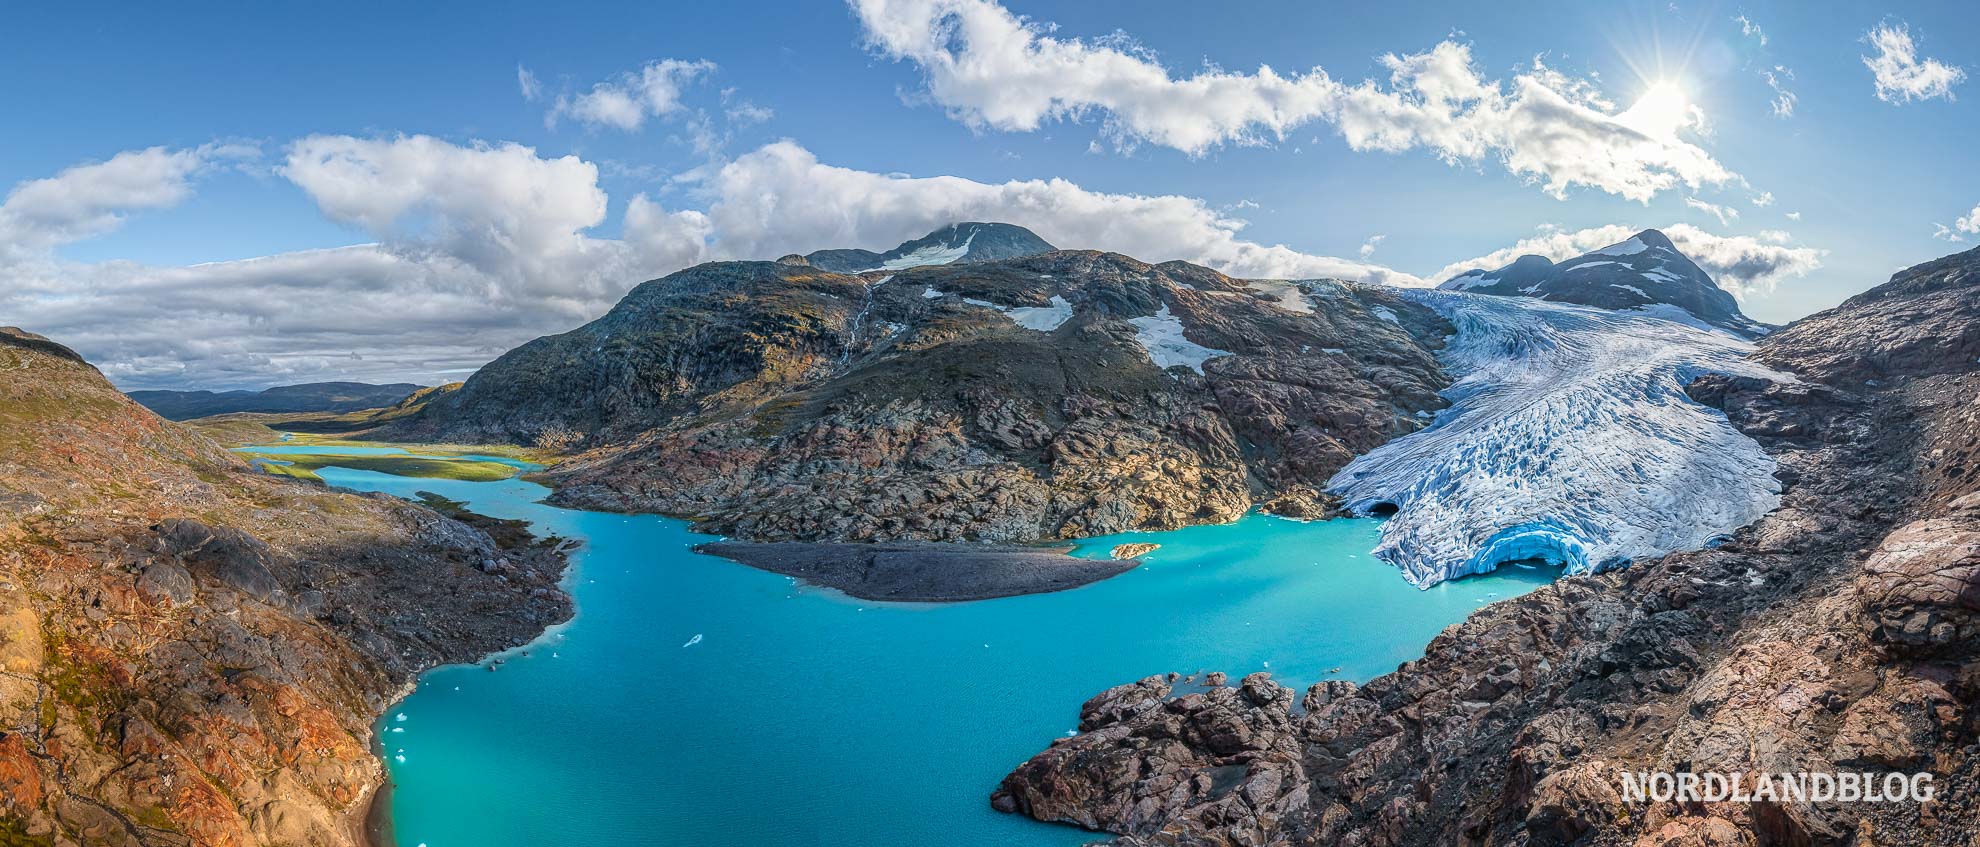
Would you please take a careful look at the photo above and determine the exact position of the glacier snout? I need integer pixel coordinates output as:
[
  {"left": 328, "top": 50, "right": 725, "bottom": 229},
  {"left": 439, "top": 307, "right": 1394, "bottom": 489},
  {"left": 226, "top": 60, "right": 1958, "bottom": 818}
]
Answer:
[{"left": 1329, "top": 290, "right": 1787, "bottom": 588}]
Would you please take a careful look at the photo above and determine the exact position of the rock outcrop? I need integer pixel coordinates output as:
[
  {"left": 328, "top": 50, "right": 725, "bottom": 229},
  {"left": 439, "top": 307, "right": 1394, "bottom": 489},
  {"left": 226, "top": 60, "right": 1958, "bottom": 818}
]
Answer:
[
  {"left": 0, "top": 327, "right": 570, "bottom": 846},
  {"left": 391, "top": 231, "right": 1453, "bottom": 545},
  {"left": 994, "top": 244, "right": 1980, "bottom": 845},
  {"left": 1440, "top": 229, "right": 1774, "bottom": 339}
]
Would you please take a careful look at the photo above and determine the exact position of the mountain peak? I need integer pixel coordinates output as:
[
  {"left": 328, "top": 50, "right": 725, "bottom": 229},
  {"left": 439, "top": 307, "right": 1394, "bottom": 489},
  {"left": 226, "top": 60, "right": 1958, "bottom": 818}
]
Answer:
[
  {"left": 804, "top": 222, "right": 1054, "bottom": 273},
  {"left": 1438, "top": 230, "right": 1772, "bottom": 339},
  {"left": 1628, "top": 228, "right": 1677, "bottom": 250}
]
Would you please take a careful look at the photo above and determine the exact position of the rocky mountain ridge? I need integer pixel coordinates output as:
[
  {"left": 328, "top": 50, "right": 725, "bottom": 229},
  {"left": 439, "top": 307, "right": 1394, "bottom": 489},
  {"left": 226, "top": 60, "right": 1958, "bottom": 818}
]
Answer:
[
  {"left": 0, "top": 328, "right": 569, "bottom": 846},
  {"left": 800, "top": 221, "right": 1055, "bottom": 273},
  {"left": 1440, "top": 229, "right": 1774, "bottom": 339},
  {"left": 388, "top": 225, "right": 1454, "bottom": 544},
  {"left": 993, "top": 243, "right": 1980, "bottom": 846}
]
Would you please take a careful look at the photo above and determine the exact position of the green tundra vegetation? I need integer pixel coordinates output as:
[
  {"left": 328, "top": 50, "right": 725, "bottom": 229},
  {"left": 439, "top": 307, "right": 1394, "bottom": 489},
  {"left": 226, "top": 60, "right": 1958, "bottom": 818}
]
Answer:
[{"left": 239, "top": 452, "right": 522, "bottom": 483}]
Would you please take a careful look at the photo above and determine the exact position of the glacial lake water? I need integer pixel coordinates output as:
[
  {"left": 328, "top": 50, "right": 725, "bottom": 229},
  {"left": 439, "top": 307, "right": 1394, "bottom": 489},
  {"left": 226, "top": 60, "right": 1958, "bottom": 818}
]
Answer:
[{"left": 279, "top": 451, "right": 1556, "bottom": 847}]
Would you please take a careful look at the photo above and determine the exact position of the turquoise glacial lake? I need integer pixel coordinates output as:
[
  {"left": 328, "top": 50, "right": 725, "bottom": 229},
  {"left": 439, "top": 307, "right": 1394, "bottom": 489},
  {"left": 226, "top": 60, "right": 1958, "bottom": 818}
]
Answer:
[{"left": 293, "top": 455, "right": 1554, "bottom": 847}]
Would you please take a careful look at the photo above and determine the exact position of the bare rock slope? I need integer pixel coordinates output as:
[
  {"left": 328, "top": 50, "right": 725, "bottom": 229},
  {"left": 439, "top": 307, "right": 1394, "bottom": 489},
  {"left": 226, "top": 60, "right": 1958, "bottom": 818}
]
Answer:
[
  {"left": 0, "top": 328, "right": 570, "bottom": 846},
  {"left": 993, "top": 244, "right": 1980, "bottom": 846},
  {"left": 390, "top": 227, "right": 1454, "bottom": 544}
]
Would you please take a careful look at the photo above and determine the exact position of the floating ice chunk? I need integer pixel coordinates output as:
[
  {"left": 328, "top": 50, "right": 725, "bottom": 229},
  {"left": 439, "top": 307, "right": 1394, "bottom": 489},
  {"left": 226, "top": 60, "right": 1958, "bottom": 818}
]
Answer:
[
  {"left": 394, "top": 714, "right": 406, "bottom": 722},
  {"left": 1329, "top": 290, "right": 1785, "bottom": 587},
  {"left": 682, "top": 634, "right": 703, "bottom": 648},
  {"left": 1129, "top": 305, "right": 1231, "bottom": 374}
]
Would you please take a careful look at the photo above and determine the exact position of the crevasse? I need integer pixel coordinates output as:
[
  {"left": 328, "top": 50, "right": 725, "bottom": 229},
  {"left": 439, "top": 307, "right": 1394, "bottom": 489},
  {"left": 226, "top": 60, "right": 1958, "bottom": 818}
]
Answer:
[{"left": 1327, "top": 289, "right": 1787, "bottom": 588}]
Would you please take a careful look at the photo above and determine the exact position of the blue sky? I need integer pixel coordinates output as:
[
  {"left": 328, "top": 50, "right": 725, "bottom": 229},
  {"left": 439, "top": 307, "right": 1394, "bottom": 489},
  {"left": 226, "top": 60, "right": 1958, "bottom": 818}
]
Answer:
[{"left": 2, "top": 0, "right": 1975, "bottom": 388}]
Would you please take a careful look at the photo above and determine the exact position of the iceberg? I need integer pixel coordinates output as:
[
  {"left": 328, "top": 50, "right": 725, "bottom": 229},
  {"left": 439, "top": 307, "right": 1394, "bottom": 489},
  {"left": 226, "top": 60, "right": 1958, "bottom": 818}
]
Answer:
[{"left": 1328, "top": 289, "right": 1786, "bottom": 587}]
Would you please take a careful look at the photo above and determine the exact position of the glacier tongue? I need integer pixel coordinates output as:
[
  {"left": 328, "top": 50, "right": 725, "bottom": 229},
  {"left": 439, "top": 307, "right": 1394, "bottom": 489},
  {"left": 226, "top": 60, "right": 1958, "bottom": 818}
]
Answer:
[{"left": 1328, "top": 289, "right": 1787, "bottom": 588}]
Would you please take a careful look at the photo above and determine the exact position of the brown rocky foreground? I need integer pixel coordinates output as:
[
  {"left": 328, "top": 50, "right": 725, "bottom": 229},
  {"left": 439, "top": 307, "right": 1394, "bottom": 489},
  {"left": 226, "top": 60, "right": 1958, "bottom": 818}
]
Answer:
[
  {"left": 991, "top": 246, "right": 1980, "bottom": 845},
  {"left": 0, "top": 328, "right": 571, "bottom": 847}
]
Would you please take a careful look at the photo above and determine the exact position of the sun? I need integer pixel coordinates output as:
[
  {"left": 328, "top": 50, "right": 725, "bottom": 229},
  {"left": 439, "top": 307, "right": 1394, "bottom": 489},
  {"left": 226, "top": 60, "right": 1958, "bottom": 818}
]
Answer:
[{"left": 1619, "top": 79, "right": 1697, "bottom": 139}]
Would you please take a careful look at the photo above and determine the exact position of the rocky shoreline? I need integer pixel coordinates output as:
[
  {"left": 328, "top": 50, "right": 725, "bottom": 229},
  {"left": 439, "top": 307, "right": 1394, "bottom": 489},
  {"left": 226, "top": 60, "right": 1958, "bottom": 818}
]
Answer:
[
  {"left": 696, "top": 540, "right": 1133, "bottom": 602},
  {"left": 989, "top": 245, "right": 1980, "bottom": 845}
]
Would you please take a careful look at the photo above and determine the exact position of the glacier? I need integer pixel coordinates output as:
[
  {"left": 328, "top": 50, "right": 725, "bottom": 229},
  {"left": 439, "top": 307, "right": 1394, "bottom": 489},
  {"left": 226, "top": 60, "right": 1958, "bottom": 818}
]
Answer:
[{"left": 1327, "top": 289, "right": 1788, "bottom": 588}]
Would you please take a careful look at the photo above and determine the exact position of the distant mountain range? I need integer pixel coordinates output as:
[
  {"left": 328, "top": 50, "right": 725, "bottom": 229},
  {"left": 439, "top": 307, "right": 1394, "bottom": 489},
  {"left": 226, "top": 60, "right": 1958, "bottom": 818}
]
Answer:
[
  {"left": 129, "top": 381, "right": 426, "bottom": 420},
  {"left": 1439, "top": 228, "right": 1774, "bottom": 339}
]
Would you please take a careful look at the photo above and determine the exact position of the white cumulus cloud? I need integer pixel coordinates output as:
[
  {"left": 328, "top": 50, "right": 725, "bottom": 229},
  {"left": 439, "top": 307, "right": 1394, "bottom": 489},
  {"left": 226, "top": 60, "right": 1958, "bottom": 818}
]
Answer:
[
  {"left": 1763, "top": 67, "right": 1797, "bottom": 118},
  {"left": 1862, "top": 23, "right": 1966, "bottom": 104},
  {"left": 0, "top": 144, "right": 253, "bottom": 259},
  {"left": 5, "top": 138, "right": 1417, "bottom": 388},
  {"left": 666, "top": 140, "right": 1416, "bottom": 284},
  {"left": 1685, "top": 196, "right": 1741, "bottom": 225},
  {"left": 551, "top": 58, "right": 716, "bottom": 131},
  {"left": 1936, "top": 204, "right": 1980, "bottom": 242},
  {"left": 850, "top": 0, "right": 1735, "bottom": 201}
]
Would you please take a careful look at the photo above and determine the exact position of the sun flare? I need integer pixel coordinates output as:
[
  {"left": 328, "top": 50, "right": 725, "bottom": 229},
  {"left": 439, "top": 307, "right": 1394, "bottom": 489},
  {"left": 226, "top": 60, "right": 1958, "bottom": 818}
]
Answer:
[{"left": 1619, "top": 79, "right": 1697, "bottom": 138}]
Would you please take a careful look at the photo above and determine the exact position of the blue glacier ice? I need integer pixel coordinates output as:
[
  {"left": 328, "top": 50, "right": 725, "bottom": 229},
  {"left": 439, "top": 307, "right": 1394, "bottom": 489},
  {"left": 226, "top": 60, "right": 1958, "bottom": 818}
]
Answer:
[{"left": 1328, "top": 289, "right": 1789, "bottom": 587}]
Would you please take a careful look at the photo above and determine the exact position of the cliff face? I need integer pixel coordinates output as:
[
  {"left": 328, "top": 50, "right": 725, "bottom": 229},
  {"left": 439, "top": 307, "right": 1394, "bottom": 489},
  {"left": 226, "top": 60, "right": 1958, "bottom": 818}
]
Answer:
[
  {"left": 396, "top": 241, "right": 1454, "bottom": 543},
  {"left": 0, "top": 328, "right": 569, "bottom": 846},
  {"left": 994, "top": 246, "right": 1980, "bottom": 845}
]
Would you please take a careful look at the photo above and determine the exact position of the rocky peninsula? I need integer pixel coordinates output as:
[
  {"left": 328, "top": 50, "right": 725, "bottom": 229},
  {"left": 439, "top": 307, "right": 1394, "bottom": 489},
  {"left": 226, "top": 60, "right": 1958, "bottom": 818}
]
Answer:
[{"left": 696, "top": 541, "right": 1132, "bottom": 602}]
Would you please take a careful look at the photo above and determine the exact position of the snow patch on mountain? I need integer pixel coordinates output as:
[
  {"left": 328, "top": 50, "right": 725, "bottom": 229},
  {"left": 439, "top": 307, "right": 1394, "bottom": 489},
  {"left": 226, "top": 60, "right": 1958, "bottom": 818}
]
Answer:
[
  {"left": 876, "top": 229, "right": 978, "bottom": 271},
  {"left": 1130, "top": 305, "right": 1230, "bottom": 374},
  {"left": 1329, "top": 289, "right": 1786, "bottom": 588},
  {"left": 1444, "top": 273, "right": 1499, "bottom": 291},
  {"left": 1244, "top": 279, "right": 1316, "bottom": 313},
  {"left": 1005, "top": 295, "right": 1075, "bottom": 331},
  {"left": 1594, "top": 236, "right": 1651, "bottom": 256}
]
